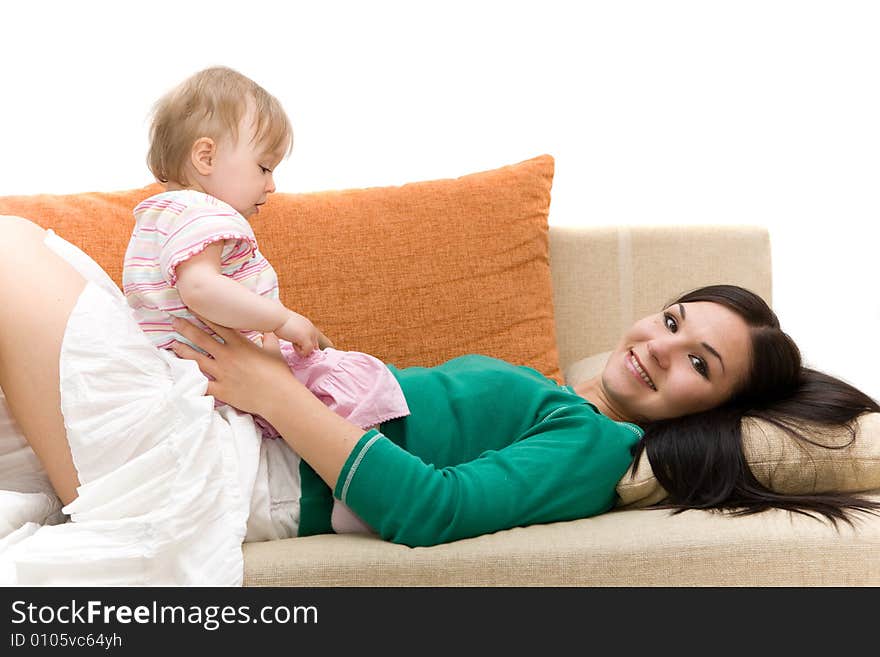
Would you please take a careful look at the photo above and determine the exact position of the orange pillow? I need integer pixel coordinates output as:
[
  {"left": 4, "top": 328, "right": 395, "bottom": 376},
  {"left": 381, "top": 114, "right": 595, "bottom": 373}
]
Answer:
[
  {"left": 0, "top": 155, "right": 560, "bottom": 380},
  {"left": 0, "top": 185, "right": 162, "bottom": 286}
]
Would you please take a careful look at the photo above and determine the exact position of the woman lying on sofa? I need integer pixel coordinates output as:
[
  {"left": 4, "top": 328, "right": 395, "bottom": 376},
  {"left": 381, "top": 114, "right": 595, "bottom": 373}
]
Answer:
[{"left": 0, "top": 216, "right": 878, "bottom": 585}]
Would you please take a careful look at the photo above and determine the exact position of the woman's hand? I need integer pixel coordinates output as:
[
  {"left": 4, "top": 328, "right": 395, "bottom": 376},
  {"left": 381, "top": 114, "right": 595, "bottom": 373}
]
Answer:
[
  {"left": 317, "top": 330, "right": 334, "bottom": 349},
  {"left": 170, "top": 316, "right": 292, "bottom": 418},
  {"left": 170, "top": 316, "right": 364, "bottom": 492}
]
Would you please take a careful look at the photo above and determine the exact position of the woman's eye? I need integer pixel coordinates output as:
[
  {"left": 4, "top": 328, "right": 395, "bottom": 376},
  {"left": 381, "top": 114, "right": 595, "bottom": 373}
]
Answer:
[
  {"left": 260, "top": 166, "right": 271, "bottom": 174},
  {"left": 663, "top": 313, "right": 678, "bottom": 332},
  {"left": 690, "top": 355, "right": 709, "bottom": 379}
]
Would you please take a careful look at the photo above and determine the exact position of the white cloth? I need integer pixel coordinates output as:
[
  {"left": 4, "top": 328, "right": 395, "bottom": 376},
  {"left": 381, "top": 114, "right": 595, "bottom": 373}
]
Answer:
[{"left": 0, "top": 230, "right": 284, "bottom": 585}]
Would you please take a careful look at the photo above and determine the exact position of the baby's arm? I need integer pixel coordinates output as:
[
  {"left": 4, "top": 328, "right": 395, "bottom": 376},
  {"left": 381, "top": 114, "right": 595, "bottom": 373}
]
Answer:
[{"left": 175, "top": 242, "right": 319, "bottom": 355}]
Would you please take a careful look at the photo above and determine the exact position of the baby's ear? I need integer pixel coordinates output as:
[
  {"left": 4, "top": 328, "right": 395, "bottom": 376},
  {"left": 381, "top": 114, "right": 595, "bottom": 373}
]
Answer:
[{"left": 191, "top": 137, "right": 216, "bottom": 175}]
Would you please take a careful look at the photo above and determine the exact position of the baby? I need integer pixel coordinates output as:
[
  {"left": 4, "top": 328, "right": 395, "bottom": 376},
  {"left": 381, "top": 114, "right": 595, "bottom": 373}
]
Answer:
[{"left": 122, "top": 66, "right": 409, "bottom": 533}]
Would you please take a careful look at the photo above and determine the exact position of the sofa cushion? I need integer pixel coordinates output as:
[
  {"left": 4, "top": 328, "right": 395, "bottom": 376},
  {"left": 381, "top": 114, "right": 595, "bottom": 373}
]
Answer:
[
  {"left": 243, "top": 491, "right": 880, "bottom": 586},
  {"left": 0, "top": 154, "right": 561, "bottom": 381},
  {"left": 565, "top": 352, "right": 880, "bottom": 506}
]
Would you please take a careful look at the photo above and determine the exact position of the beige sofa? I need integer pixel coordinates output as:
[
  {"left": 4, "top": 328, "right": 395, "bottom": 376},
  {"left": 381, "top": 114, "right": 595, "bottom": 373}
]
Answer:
[{"left": 244, "top": 223, "right": 880, "bottom": 587}]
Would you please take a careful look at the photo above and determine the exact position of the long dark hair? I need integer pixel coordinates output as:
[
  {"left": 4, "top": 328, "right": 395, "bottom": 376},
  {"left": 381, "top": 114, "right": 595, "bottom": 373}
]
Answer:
[{"left": 628, "top": 284, "right": 880, "bottom": 525}]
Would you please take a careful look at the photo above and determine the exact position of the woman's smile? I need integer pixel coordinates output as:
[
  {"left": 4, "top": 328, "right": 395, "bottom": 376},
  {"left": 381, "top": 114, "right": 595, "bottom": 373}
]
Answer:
[{"left": 627, "top": 350, "right": 656, "bottom": 391}]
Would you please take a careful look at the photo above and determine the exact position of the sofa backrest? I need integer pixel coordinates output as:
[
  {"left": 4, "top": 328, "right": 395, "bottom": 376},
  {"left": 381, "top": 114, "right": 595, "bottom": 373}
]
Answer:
[{"left": 549, "top": 224, "right": 772, "bottom": 370}]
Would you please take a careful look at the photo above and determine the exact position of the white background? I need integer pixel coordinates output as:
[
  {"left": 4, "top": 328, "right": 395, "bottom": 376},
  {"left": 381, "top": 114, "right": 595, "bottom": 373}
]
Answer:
[{"left": 2, "top": 1, "right": 877, "bottom": 400}]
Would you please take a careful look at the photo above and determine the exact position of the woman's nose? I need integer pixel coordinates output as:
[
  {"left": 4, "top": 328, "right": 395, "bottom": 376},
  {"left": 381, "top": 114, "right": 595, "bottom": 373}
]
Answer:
[{"left": 646, "top": 340, "right": 670, "bottom": 369}]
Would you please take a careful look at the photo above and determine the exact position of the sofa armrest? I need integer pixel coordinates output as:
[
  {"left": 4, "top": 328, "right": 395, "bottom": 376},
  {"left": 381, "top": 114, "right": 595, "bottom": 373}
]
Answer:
[{"left": 548, "top": 224, "right": 771, "bottom": 372}]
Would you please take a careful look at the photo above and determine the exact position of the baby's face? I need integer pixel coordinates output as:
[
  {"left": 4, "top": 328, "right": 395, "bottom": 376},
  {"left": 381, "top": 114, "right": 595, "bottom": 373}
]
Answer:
[{"left": 203, "top": 103, "right": 287, "bottom": 218}]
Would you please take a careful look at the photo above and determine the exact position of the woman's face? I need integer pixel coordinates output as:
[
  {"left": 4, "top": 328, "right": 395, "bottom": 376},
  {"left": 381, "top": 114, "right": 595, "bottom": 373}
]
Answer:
[{"left": 601, "top": 301, "right": 752, "bottom": 423}]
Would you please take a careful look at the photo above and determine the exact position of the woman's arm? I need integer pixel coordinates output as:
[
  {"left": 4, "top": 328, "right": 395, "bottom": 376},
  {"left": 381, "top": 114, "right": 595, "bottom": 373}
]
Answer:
[
  {"left": 175, "top": 242, "right": 319, "bottom": 354},
  {"left": 170, "top": 317, "right": 362, "bottom": 489},
  {"left": 170, "top": 317, "right": 636, "bottom": 547}
]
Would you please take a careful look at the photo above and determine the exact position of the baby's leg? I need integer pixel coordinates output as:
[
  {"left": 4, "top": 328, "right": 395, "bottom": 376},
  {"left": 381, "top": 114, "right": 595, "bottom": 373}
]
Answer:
[{"left": 0, "top": 217, "right": 85, "bottom": 505}]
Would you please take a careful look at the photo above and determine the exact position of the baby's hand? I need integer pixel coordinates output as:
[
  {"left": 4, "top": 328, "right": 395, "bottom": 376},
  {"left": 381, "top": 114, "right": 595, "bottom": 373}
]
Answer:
[{"left": 276, "top": 311, "right": 320, "bottom": 357}]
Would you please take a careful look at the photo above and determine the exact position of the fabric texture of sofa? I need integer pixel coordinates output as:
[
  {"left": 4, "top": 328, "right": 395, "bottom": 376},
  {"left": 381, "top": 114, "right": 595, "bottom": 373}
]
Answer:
[{"left": 2, "top": 154, "right": 879, "bottom": 586}]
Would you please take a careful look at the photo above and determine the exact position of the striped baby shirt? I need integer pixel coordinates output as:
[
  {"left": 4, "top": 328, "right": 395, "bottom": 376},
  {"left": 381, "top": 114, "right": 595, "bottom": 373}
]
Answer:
[{"left": 123, "top": 190, "right": 280, "bottom": 350}]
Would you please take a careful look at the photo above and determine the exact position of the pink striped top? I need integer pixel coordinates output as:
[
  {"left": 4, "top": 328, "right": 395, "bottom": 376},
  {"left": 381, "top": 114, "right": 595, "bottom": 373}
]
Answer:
[{"left": 123, "top": 190, "right": 280, "bottom": 350}]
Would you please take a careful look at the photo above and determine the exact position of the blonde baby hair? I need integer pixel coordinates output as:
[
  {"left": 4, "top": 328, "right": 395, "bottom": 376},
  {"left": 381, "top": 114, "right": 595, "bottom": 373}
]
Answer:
[{"left": 147, "top": 66, "right": 293, "bottom": 185}]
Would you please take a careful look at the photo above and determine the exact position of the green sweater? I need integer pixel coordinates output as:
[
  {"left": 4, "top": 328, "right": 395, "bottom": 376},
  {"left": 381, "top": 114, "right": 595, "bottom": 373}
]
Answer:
[{"left": 307, "top": 355, "right": 642, "bottom": 547}]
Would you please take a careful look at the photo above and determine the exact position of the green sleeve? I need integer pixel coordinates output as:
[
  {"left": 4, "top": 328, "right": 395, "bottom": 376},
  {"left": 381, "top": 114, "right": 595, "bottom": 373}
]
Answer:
[{"left": 334, "top": 408, "right": 638, "bottom": 547}]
